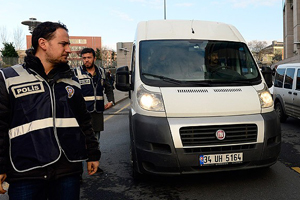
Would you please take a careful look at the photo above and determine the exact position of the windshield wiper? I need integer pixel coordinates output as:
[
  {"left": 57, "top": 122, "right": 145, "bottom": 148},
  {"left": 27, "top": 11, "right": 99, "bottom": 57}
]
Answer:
[
  {"left": 142, "top": 72, "right": 255, "bottom": 86},
  {"left": 185, "top": 80, "right": 212, "bottom": 86},
  {"left": 212, "top": 80, "right": 254, "bottom": 85},
  {"left": 142, "top": 73, "right": 213, "bottom": 86},
  {"left": 142, "top": 73, "right": 182, "bottom": 85}
]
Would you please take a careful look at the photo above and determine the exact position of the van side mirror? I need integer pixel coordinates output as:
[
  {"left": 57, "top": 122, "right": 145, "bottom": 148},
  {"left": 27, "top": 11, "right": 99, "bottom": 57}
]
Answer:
[
  {"left": 116, "top": 66, "right": 131, "bottom": 91},
  {"left": 261, "top": 66, "right": 273, "bottom": 88}
]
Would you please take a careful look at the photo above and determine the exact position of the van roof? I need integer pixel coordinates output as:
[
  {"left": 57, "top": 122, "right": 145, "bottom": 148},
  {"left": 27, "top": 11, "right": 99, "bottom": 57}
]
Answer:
[
  {"left": 135, "top": 20, "right": 246, "bottom": 42},
  {"left": 277, "top": 63, "right": 300, "bottom": 68}
]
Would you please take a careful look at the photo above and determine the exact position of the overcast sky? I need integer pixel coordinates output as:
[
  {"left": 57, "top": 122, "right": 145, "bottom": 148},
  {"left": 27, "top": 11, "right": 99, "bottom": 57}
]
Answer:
[{"left": 0, "top": 0, "right": 283, "bottom": 50}]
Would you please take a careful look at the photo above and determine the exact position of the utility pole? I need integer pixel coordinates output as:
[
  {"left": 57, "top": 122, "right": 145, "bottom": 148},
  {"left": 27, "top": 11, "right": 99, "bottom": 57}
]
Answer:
[{"left": 164, "top": 0, "right": 167, "bottom": 20}]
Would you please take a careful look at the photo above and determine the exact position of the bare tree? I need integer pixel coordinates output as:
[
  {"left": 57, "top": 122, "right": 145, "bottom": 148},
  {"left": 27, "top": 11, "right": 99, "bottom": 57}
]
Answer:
[
  {"left": 100, "top": 46, "right": 117, "bottom": 68},
  {"left": 13, "top": 27, "right": 24, "bottom": 50},
  {"left": 101, "top": 46, "right": 109, "bottom": 60},
  {"left": 247, "top": 40, "right": 268, "bottom": 62},
  {"left": 0, "top": 26, "right": 8, "bottom": 44}
]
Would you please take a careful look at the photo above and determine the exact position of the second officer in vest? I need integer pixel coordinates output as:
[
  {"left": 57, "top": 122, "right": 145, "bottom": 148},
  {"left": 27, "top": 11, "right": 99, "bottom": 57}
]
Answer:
[{"left": 74, "top": 48, "right": 114, "bottom": 173}]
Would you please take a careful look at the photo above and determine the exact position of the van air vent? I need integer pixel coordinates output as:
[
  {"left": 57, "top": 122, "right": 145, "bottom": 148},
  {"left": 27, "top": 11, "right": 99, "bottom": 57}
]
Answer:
[
  {"left": 177, "top": 89, "right": 208, "bottom": 93},
  {"left": 214, "top": 88, "right": 242, "bottom": 93}
]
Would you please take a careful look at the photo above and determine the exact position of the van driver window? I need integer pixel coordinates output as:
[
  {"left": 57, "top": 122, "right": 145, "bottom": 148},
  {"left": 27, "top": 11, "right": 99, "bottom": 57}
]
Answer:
[
  {"left": 284, "top": 68, "right": 295, "bottom": 89},
  {"left": 274, "top": 68, "right": 285, "bottom": 88},
  {"left": 297, "top": 69, "right": 300, "bottom": 90}
]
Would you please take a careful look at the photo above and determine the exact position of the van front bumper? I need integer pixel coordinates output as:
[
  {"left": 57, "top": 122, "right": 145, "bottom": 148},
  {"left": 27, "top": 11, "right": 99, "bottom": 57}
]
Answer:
[{"left": 131, "top": 111, "right": 281, "bottom": 175}]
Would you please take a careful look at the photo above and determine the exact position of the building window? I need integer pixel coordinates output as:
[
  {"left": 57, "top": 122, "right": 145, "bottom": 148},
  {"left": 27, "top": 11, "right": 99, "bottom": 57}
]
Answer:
[
  {"left": 70, "top": 39, "right": 87, "bottom": 44},
  {"left": 70, "top": 46, "right": 87, "bottom": 51}
]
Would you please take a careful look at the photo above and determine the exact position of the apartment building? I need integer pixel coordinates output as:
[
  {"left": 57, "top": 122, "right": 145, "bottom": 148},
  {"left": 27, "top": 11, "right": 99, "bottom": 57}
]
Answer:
[
  {"left": 116, "top": 42, "right": 133, "bottom": 69},
  {"left": 260, "top": 41, "right": 284, "bottom": 66},
  {"left": 278, "top": 0, "right": 300, "bottom": 64}
]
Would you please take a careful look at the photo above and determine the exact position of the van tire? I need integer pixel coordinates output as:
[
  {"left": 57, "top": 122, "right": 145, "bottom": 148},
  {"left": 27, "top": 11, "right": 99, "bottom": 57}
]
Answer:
[
  {"left": 130, "top": 141, "right": 142, "bottom": 180},
  {"left": 275, "top": 101, "right": 287, "bottom": 122}
]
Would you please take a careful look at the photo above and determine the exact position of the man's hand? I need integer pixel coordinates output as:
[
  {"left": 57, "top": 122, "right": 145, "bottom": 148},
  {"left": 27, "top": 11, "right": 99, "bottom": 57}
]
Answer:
[
  {"left": 104, "top": 102, "right": 113, "bottom": 110},
  {"left": 87, "top": 161, "right": 99, "bottom": 175},
  {"left": 0, "top": 174, "right": 7, "bottom": 194}
]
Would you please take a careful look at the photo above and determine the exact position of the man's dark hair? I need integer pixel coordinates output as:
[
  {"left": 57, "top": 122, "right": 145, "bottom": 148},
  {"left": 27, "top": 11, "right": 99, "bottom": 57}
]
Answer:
[
  {"left": 32, "top": 21, "right": 68, "bottom": 52},
  {"left": 81, "top": 48, "right": 95, "bottom": 58}
]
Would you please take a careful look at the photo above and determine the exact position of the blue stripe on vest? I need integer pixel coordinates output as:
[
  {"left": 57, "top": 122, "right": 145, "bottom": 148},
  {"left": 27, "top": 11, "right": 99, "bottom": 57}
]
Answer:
[{"left": 1, "top": 66, "right": 20, "bottom": 78}]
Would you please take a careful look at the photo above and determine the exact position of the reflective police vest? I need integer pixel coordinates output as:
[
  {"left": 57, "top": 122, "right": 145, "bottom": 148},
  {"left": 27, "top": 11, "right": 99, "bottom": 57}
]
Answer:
[
  {"left": 75, "top": 66, "right": 105, "bottom": 113},
  {"left": 1, "top": 65, "right": 88, "bottom": 172}
]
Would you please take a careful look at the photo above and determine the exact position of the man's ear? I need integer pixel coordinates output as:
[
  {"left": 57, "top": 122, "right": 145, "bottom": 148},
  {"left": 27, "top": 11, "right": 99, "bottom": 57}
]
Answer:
[{"left": 38, "top": 38, "right": 47, "bottom": 51}]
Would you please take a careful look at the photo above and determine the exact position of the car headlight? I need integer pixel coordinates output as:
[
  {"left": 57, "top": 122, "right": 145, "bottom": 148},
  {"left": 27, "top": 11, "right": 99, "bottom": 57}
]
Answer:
[
  {"left": 137, "top": 85, "right": 165, "bottom": 112},
  {"left": 258, "top": 84, "right": 273, "bottom": 108}
]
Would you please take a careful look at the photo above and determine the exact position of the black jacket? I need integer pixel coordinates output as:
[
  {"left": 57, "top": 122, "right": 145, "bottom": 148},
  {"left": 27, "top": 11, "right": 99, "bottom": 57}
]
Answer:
[
  {"left": 74, "top": 65, "right": 115, "bottom": 112},
  {"left": 0, "top": 51, "right": 100, "bottom": 182}
]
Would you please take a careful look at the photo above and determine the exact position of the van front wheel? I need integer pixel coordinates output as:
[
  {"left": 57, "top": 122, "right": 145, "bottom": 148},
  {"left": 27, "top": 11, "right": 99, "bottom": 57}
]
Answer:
[{"left": 275, "top": 101, "right": 287, "bottom": 122}]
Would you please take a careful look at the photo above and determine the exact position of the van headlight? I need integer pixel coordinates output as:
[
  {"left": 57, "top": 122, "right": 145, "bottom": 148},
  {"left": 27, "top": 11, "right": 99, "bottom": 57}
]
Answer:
[
  {"left": 258, "top": 85, "right": 273, "bottom": 108},
  {"left": 137, "top": 85, "right": 165, "bottom": 112}
]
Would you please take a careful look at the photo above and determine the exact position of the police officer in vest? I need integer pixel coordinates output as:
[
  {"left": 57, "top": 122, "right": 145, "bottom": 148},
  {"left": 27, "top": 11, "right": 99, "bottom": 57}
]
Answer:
[
  {"left": 0, "top": 22, "right": 100, "bottom": 200},
  {"left": 74, "top": 48, "right": 114, "bottom": 173}
]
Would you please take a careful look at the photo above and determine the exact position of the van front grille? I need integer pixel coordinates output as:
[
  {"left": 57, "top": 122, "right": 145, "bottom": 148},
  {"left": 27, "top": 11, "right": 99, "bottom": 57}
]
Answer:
[
  {"left": 183, "top": 144, "right": 256, "bottom": 153},
  {"left": 180, "top": 124, "right": 257, "bottom": 147}
]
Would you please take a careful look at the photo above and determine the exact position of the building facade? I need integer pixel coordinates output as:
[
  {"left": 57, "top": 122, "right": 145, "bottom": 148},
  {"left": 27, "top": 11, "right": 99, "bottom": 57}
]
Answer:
[
  {"left": 277, "top": 0, "right": 300, "bottom": 65},
  {"left": 26, "top": 35, "right": 102, "bottom": 67},
  {"left": 116, "top": 42, "right": 133, "bottom": 69},
  {"left": 26, "top": 35, "right": 101, "bottom": 52},
  {"left": 260, "top": 41, "right": 284, "bottom": 66}
]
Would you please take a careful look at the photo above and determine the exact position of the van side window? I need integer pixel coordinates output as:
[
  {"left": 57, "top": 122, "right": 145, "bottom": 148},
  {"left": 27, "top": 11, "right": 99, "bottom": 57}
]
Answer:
[
  {"left": 297, "top": 69, "right": 300, "bottom": 90},
  {"left": 284, "top": 68, "right": 295, "bottom": 89},
  {"left": 274, "top": 68, "right": 285, "bottom": 88}
]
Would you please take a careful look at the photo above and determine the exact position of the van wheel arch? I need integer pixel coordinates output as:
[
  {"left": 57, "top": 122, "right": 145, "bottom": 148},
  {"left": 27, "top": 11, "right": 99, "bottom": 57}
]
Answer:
[{"left": 129, "top": 113, "right": 142, "bottom": 180}]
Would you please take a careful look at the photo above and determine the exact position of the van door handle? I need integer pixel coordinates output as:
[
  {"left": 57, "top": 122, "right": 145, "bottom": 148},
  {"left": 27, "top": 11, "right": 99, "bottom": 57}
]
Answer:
[
  {"left": 288, "top": 91, "right": 292, "bottom": 94},
  {"left": 293, "top": 92, "right": 298, "bottom": 95}
]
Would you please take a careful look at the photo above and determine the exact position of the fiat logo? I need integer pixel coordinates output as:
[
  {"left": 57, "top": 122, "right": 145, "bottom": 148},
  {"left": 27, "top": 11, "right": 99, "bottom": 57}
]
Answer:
[{"left": 216, "top": 129, "right": 226, "bottom": 140}]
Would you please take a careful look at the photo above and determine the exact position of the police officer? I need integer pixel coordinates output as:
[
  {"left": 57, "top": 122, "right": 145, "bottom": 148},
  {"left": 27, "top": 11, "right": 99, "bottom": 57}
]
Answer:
[
  {"left": 0, "top": 22, "right": 100, "bottom": 200},
  {"left": 74, "top": 48, "right": 114, "bottom": 173}
]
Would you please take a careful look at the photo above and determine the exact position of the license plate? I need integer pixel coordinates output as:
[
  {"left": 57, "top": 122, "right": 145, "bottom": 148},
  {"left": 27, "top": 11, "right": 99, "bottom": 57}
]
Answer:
[{"left": 199, "top": 153, "right": 243, "bottom": 166}]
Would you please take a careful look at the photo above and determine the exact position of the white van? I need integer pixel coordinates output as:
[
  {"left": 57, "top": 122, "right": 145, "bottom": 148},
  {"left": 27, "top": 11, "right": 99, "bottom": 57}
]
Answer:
[
  {"left": 116, "top": 20, "right": 281, "bottom": 178},
  {"left": 273, "top": 63, "right": 300, "bottom": 122}
]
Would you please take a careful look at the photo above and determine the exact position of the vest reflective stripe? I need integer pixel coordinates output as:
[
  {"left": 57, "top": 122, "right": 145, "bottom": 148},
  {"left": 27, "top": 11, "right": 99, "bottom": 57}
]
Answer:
[
  {"left": 84, "top": 96, "right": 104, "bottom": 101},
  {"left": 58, "top": 78, "right": 81, "bottom": 89},
  {"left": 75, "top": 67, "right": 105, "bottom": 79},
  {"left": 55, "top": 118, "right": 79, "bottom": 128},
  {"left": 9, "top": 118, "right": 80, "bottom": 139},
  {"left": 75, "top": 66, "right": 105, "bottom": 112},
  {"left": 3, "top": 65, "right": 39, "bottom": 93},
  {"left": 75, "top": 67, "right": 85, "bottom": 79}
]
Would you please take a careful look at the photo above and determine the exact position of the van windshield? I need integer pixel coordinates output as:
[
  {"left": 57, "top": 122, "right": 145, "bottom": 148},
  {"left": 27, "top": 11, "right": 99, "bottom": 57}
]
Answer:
[{"left": 139, "top": 40, "right": 261, "bottom": 86}]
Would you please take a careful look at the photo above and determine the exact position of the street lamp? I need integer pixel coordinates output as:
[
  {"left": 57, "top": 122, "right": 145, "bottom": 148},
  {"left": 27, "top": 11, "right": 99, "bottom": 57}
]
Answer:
[{"left": 21, "top": 18, "right": 42, "bottom": 34}]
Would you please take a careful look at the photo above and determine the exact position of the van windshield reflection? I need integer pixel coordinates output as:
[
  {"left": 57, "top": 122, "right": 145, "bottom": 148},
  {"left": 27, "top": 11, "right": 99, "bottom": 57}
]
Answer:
[{"left": 140, "top": 40, "right": 261, "bottom": 86}]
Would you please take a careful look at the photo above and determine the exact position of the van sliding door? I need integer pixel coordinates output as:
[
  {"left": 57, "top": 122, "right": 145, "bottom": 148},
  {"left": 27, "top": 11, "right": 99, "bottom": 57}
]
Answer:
[{"left": 283, "top": 68, "right": 295, "bottom": 117}]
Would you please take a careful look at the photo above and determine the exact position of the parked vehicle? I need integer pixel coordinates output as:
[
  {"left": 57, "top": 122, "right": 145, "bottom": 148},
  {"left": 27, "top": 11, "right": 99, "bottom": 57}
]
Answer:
[
  {"left": 273, "top": 63, "right": 300, "bottom": 122},
  {"left": 271, "top": 64, "right": 279, "bottom": 76},
  {"left": 116, "top": 20, "right": 281, "bottom": 178}
]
